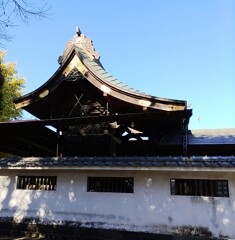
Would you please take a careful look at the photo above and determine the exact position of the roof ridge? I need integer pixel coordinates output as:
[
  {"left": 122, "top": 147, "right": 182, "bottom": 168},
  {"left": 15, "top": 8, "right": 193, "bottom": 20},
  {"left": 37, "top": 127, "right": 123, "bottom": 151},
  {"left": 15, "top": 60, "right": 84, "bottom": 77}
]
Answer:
[{"left": 60, "top": 27, "right": 100, "bottom": 65}]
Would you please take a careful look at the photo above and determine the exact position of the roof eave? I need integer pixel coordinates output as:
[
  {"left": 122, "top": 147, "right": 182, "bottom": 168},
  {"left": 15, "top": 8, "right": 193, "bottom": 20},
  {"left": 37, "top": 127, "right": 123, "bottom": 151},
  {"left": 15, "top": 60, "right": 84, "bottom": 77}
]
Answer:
[
  {"left": 73, "top": 46, "right": 187, "bottom": 111},
  {"left": 1, "top": 155, "right": 235, "bottom": 172},
  {"left": 14, "top": 49, "right": 77, "bottom": 110}
]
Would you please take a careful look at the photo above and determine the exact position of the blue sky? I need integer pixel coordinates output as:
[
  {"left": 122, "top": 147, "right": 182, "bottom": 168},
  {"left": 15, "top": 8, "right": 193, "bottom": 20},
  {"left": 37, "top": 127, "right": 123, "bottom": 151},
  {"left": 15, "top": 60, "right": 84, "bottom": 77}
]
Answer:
[{"left": 3, "top": 0, "right": 235, "bottom": 130}]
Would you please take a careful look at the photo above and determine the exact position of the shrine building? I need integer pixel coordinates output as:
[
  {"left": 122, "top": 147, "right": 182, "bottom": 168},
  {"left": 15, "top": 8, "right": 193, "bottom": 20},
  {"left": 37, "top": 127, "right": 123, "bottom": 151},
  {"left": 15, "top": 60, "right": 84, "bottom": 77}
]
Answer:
[{"left": 0, "top": 28, "right": 235, "bottom": 239}]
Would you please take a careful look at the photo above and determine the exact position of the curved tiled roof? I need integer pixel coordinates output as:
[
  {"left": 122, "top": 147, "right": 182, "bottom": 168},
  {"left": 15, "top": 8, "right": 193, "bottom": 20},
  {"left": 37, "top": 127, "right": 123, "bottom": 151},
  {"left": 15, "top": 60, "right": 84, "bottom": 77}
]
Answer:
[
  {"left": 75, "top": 45, "right": 146, "bottom": 96},
  {"left": 1, "top": 156, "right": 235, "bottom": 170},
  {"left": 14, "top": 28, "right": 187, "bottom": 113},
  {"left": 72, "top": 39, "right": 187, "bottom": 110}
]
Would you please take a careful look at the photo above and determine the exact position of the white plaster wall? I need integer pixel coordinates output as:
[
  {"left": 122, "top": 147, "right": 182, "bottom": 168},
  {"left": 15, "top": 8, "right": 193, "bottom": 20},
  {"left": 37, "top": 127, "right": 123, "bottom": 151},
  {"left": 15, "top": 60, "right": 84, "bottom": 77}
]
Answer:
[{"left": 0, "top": 169, "right": 235, "bottom": 238}]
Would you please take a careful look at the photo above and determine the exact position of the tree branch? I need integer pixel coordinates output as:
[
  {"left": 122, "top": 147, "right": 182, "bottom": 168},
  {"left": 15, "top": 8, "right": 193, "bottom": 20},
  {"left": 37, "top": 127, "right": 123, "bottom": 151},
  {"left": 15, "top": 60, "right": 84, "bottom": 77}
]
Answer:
[{"left": 0, "top": 0, "right": 50, "bottom": 45}]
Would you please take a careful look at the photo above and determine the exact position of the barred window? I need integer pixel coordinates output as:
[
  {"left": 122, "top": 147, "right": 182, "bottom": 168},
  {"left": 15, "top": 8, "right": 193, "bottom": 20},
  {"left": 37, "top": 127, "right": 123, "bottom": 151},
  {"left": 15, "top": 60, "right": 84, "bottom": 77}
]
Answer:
[
  {"left": 17, "top": 176, "right": 57, "bottom": 191},
  {"left": 87, "top": 177, "right": 134, "bottom": 193},
  {"left": 170, "top": 179, "right": 229, "bottom": 197}
]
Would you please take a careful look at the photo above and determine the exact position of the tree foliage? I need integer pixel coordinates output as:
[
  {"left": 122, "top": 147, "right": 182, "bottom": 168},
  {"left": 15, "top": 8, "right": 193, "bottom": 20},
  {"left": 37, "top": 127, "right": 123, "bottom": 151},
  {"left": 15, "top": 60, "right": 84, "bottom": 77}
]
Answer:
[
  {"left": 0, "top": 0, "right": 49, "bottom": 43},
  {"left": 0, "top": 51, "right": 25, "bottom": 121}
]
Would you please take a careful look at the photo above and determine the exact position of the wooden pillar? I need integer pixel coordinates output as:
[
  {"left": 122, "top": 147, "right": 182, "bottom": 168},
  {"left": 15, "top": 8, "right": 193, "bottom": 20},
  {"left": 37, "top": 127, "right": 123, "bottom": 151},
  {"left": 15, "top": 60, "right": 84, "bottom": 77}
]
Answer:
[
  {"left": 182, "top": 118, "right": 189, "bottom": 156},
  {"left": 56, "top": 127, "right": 63, "bottom": 157},
  {"left": 149, "top": 122, "right": 157, "bottom": 156}
]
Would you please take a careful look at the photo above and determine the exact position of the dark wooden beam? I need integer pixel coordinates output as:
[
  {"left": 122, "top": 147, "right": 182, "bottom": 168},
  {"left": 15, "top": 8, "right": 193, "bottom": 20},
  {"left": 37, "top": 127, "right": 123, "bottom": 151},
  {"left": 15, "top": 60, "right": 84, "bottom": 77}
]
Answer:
[
  {"left": 0, "top": 110, "right": 192, "bottom": 128},
  {"left": 0, "top": 131, "right": 55, "bottom": 156}
]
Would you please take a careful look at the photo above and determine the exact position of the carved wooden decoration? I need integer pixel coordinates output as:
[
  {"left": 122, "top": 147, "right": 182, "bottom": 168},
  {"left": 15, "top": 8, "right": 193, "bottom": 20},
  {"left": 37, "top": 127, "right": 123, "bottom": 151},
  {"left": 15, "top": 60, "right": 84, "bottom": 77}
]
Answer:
[{"left": 62, "top": 28, "right": 100, "bottom": 62}]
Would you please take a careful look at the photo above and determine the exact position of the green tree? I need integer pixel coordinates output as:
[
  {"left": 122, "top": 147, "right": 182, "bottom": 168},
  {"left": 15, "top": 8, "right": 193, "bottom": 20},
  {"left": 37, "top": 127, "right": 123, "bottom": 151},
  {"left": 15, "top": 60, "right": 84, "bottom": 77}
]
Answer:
[{"left": 0, "top": 51, "right": 25, "bottom": 121}]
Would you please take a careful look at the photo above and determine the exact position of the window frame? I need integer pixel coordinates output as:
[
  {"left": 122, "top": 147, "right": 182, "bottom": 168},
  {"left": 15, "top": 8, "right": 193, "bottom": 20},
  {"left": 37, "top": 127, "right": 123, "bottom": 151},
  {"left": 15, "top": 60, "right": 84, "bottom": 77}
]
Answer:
[
  {"left": 16, "top": 176, "right": 57, "bottom": 191},
  {"left": 87, "top": 176, "right": 134, "bottom": 193},
  {"left": 170, "top": 178, "right": 229, "bottom": 197}
]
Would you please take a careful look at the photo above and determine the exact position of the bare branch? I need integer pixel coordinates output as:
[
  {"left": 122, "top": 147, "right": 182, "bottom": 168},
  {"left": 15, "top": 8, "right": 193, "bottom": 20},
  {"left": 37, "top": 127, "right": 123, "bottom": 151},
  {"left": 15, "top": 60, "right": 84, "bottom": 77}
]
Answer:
[
  {"left": 11, "top": 0, "right": 49, "bottom": 23},
  {"left": 0, "top": 0, "right": 50, "bottom": 45}
]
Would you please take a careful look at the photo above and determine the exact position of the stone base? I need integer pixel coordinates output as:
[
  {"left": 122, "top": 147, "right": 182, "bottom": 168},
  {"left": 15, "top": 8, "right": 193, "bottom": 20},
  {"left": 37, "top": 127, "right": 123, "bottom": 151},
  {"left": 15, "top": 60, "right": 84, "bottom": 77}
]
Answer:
[{"left": 0, "top": 218, "right": 223, "bottom": 240}]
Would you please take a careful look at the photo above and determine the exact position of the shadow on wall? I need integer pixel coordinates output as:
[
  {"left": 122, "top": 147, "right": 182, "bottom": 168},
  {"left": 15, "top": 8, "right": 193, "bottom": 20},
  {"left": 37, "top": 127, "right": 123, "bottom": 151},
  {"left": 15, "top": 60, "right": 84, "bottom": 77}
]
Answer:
[
  {"left": 0, "top": 174, "right": 60, "bottom": 224},
  {"left": 139, "top": 175, "right": 235, "bottom": 238},
  {"left": 0, "top": 176, "right": 11, "bottom": 214},
  {"left": 0, "top": 173, "right": 235, "bottom": 239}
]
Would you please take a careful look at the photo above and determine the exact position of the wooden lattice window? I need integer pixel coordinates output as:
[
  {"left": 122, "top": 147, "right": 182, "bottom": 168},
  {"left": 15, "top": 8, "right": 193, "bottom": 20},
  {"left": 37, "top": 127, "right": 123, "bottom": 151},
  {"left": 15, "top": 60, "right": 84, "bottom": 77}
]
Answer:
[
  {"left": 170, "top": 179, "right": 229, "bottom": 197},
  {"left": 87, "top": 177, "right": 134, "bottom": 193},
  {"left": 17, "top": 176, "right": 57, "bottom": 191}
]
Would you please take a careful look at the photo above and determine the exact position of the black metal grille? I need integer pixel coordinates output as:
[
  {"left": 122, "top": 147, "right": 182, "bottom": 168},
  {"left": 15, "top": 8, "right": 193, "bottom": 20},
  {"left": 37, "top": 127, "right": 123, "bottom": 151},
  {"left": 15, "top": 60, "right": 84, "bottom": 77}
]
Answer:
[
  {"left": 87, "top": 177, "right": 134, "bottom": 193},
  {"left": 17, "top": 176, "right": 57, "bottom": 190},
  {"left": 170, "top": 179, "right": 229, "bottom": 197}
]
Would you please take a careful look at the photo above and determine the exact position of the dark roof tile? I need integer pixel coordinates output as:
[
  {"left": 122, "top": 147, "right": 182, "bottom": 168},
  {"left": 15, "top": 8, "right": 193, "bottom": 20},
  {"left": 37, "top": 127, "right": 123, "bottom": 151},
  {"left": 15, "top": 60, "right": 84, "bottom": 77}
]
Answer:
[{"left": 1, "top": 156, "right": 235, "bottom": 169}]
